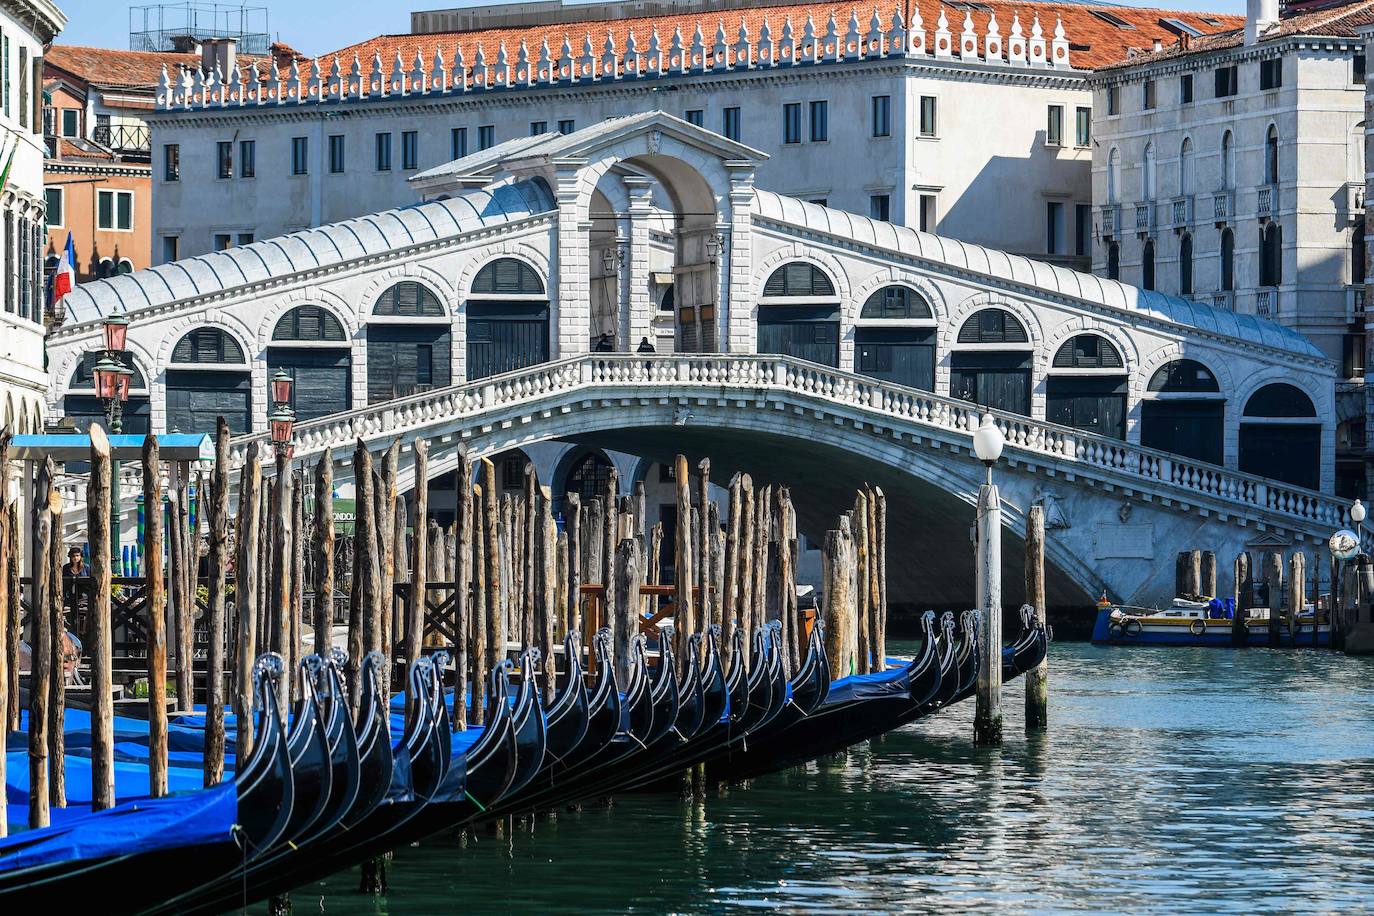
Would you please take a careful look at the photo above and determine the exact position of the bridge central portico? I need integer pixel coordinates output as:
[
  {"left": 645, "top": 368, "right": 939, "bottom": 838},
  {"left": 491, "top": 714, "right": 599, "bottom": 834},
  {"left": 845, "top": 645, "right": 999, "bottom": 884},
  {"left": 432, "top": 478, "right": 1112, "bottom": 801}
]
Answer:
[{"left": 48, "top": 111, "right": 1342, "bottom": 608}]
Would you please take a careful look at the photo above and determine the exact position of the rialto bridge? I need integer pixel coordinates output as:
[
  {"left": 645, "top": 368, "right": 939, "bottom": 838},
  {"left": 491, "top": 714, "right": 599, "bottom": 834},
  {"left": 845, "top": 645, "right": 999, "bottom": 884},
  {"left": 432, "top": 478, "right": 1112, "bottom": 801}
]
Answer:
[{"left": 47, "top": 112, "right": 1341, "bottom": 608}]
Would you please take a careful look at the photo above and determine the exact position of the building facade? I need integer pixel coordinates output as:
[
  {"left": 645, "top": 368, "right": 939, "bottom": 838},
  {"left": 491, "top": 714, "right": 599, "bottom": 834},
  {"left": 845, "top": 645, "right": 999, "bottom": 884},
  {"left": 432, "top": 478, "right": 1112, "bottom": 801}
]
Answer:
[
  {"left": 0, "top": 0, "right": 65, "bottom": 434},
  {"left": 1089, "top": 0, "right": 1371, "bottom": 497},
  {"left": 147, "top": 1, "right": 1237, "bottom": 269}
]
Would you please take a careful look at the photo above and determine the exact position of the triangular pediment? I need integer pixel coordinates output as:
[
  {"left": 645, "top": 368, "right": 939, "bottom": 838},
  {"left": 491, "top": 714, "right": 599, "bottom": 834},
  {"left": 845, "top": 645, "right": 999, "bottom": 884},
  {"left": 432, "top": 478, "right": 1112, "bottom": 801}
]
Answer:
[{"left": 1245, "top": 531, "right": 1293, "bottom": 550}]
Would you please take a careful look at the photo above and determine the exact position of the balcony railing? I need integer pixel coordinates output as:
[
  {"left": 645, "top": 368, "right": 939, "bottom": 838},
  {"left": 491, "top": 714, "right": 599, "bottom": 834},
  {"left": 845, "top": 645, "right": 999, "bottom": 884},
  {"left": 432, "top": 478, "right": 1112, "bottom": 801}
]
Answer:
[
  {"left": 1212, "top": 291, "right": 1234, "bottom": 311},
  {"left": 1170, "top": 195, "right": 1193, "bottom": 228},
  {"left": 92, "top": 123, "right": 151, "bottom": 155},
  {"left": 1211, "top": 190, "right": 1233, "bottom": 222},
  {"left": 1256, "top": 183, "right": 1277, "bottom": 218},
  {"left": 1100, "top": 204, "right": 1121, "bottom": 238},
  {"left": 1255, "top": 287, "right": 1276, "bottom": 317},
  {"left": 1340, "top": 181, "right": 1365, "bottom": 225},
  {"left": 1134, "top": 201, "right": 1155, "bottom": 234}
]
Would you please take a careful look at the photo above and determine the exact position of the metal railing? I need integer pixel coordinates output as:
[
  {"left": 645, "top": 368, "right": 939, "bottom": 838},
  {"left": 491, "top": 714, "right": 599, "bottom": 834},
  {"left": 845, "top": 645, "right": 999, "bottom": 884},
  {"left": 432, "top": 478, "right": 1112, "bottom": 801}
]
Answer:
[{"left": 92, "top": 123, "right": 152, "bottom": 154}]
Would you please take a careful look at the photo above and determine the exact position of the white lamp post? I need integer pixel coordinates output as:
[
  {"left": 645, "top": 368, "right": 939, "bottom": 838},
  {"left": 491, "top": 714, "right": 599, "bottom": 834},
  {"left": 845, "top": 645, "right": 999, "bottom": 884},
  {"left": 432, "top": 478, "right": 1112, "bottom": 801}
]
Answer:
[{"left": 972, "top": 414, "right": 1005, "bottom": 746}]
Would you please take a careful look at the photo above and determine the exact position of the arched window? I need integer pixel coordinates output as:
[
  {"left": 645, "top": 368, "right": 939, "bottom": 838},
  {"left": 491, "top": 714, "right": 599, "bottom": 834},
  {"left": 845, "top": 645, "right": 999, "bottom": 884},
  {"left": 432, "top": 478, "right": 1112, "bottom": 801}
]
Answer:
[
  {"left": 1221, "top": 228, "right": 1235, "bottom": 292},
  {"left": 372, "top": 281, "right": 445, "bottom": 317},
  {"left": 1051, "top": 334, "right": 1123, "bottom": 369},
  {"left": 1179, "top": 233, "right": 1193, "bottom": 296},
  {"left": 368, "top": 281, "right": 452, "bottom": 402},
  {"left": 1240, "top": 383, "right": 1319, "bottom": 489},
  {"left": 1221, "top": 130, "right": 1234, "bottom": 190},
  {"left": 566, "top": 451, "right": 615, "bottom": 504},
  {"left": 1264, "top": 125, "right": 1280, "bottom": 185},
  {"left": 1142, "top": 142, "right": 1157, "bottom": 200},
  {"left": 1141, "top": 359, "right": 1223, "bottom": 465},
  {"left": 1142, "top": 239, "right": 1156, "bottom": 291},
  {"left": 1107, "top": 147, "right": 1121, "bottom": 204},
  {"left": 956, "top": 308, "right": 1028, "bottom": 344},
  {"left": 1179, "top": 137, "right": 1194, "bottom": 196},
  {"left": 1047, "top": 334, "right": 1127, "bottom": 439},
  {"left": 471, "top": 257, "right": 545, "bottom": 295},
  {"left": 1107, "top": 242, "right": 1120, "bottom": 280},
  {"left": 63, "top": 352, "right": 152, "bottom": 435},
  {"left": 466, "top": 258, "right": 550, "bottom": 381},
  {"left": 269, "top": 305, "right": 352, "bottom": 421},
  {"left": 171, "top": 328, "right": 247, "bottom": 364},
  {"left": 166, "top": 328, "right": 252, "bottom": 434},
  {"left": 855, "top": 286, "right": 936, "bottom": 390},
  {"left": 97, "top": 258, "right": 113, "bottom": 280},
  {"left": 951, "top": 308, "right": 1032, "bottom": 416},
  {"left": 860, "top": 286, "right": 933, "bottom": 320},
  {"left": 757, "top": 262, "right": 840, "bottom": 367},
  {"left": 1354, "top": 223, "right": 1366, "bottom": 286},
  {"left": 763, "top": 262, "right": 836, "bottom": 298},
  {"left": 1260, "top": 223, "right": 1281, "bottom": 287},
  {"left": 116, "top": 258, "right": 134, "bottom": 275}
]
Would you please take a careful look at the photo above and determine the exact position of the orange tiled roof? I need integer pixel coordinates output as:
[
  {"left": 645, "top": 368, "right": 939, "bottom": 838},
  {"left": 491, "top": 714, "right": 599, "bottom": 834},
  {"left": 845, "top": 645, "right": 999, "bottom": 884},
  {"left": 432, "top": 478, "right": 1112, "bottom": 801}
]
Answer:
[
  {"left": 46, "top": 45, "right": 200, "bottom": 88},
  {"left": 54, "top": 138, "right": 115, "bottom": 161},
  {"left": 324, "top": 0, "right": 1240, "bottom": 73},
  {"left": 1096, "top": 0, "right": 1374, "bottom": 70}
]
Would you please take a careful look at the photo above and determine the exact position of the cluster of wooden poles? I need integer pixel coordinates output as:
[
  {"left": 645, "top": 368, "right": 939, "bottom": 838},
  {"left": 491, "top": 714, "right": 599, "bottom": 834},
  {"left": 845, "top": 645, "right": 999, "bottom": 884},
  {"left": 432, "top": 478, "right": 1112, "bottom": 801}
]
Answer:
[
  {"left": 0, "top": 420, "right": 904, "bottom": 837},
  {"left": 1175, "top": 546, "right": 1313, "bottom": 643}
]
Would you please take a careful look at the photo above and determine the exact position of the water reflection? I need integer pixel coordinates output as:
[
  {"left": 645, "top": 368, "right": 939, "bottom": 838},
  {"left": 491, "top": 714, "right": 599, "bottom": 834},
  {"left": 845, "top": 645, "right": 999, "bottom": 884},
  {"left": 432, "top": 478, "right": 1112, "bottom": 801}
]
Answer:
[{"left": 273, "top": 644, "right": 1374, "bottom": 914}]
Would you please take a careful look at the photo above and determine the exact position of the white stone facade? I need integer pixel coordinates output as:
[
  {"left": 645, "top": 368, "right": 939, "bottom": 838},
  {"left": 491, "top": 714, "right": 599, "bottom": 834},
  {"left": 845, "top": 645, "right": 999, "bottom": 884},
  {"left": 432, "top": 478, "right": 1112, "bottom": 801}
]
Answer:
[
  {"left": 0, "top": 0, "right": 65, "bottom": 434},
  {"left": 147, "top": 6, "right": 1106, "bottom": 268},
  {"left": 54, "top": 112, "right": 1337, "bottom": 495}
]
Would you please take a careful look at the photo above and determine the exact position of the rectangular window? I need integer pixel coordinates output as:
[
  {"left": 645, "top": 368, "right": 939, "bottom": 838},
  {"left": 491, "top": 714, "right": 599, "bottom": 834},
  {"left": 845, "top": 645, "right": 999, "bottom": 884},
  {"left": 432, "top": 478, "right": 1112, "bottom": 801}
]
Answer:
[
  {"left": 869, "top": 193, "right": 890, "bottom": 222},
  {"left": 2, "top": 36, "right": 8, "bottom": 118},
  {"left": 450, "top": 126, "right": 467, "bottom": 159},
  {"left": 43, "top": 186, "right": 61, "bottom": 227},
  {"left": 1356, "top": 54, "right": 1367, "bottom": 85},
  {"left": 60, "top": 108, "right": 78, "bottom": 137},
  {"left": 1046, "top": 201, "right": 1065, "bottom": 254},
  {"left": 919, "top": 194, "right": 937, "bottom": 232},
  {"left": 240, "top": 140, "right": 255, "bottom": 178},
  {"left": 1143, "top": 79, "right": 1156, "bottom": 110},
  {"left": 1180, "top": 73, "right": 1193, "bottom": 103},
  {"left": 1215, "top": 65, "right": 1238, "bottom": 97},
  {"left": 871, "top": 94, "right": 891, "bottom": 137},
  {"left": 328, "top": 134, "right": 345, "bottom": 173},
  {"left": 401, "top": 130, "right": 418, "bottom": 169},
  {"left": 783, "top": 102, "right": 801, "bottom": 144},
  {"left": 97, "top": 189, "right": 134, "bottom": 231},
  {"left": 1260, "top": 58, "right": 1282, "bottom": 90},
  {"left": 237, "top": 232, "right": 254, "bottom": 245},
  {"left": 685, "top": 109, "right": 704, "bottom": 127},
  {"left": 163, "top": 143, "right": 180, "bottom": 181},
  {"left": 809, "top": 100, "right": 828, "bottom": 142},
  {"left": 17, "top": 46, "right": 26, "bottom": 129},
  {"left": 919, "top": 96, "right": 937, "bottom": 137},
  {"left": 1046, "top": 105, "right": 1063, "bottom": 146},
  {"left": 416, "top": 344, "right": 433, "bottom": 386},
  {"left": 217, "top": 140, "right": 233, "bottom": 178},
  {"left": 722, "top": 107, "right": 740, "bottom": 141},
  {"left": 558, "top": 118, "right": 575, "bottom": 134},
  {"left": 214, "top": 233, "right": 231, "bottom": 251},
  {"left": 290, "top": 136, "right": 308, "bottom": 175},
  {"left": 1075, "top": 107, "right": 1091, "bottom": 146},
  {"left": 529, "top": 120, "right": 547, "bottom": 136},
  {"left": 1075, "top": 204, "right": 1091, "bottom": 257},
  {"left": 1107, "top": 84, "right": 1119, "bottom": 115},
  {"left": 478, "top": 125, "right": 494, "bottom": 150},
  {"left": 374, "top": 132, "right": 392, "bottom": 171},
  {"left": 809, "top": 197, "right": 828, "bottom": 207},
  {"left": 162, "top": 235, "right": 179, "bottom": 264}
]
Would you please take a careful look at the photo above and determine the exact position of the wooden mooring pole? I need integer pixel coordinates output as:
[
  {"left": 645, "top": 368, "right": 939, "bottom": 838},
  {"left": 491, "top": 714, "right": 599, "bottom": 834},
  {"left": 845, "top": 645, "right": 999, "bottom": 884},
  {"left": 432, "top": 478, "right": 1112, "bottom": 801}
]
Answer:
[
  {"left": 0, "top": 432, "right": 9, "bottom": 836},
  {"left": 235, "top": 443, "right": 262, "bottom": 757},
  {"left": 1024, "top": 505, "right": 1047, "bottom": 731},
  {"left": 1265, "top": 550, "right": 1284, "bottom": 646},
  {"left": 1231, "top": 551, "right": 1249, "bottom": 646},
  {"left": 142, "top": 437, "right": 169, "bottom": 797},
  {"left": 88, "top": 426, "right": 116, "bottom": 811},
  {"left": 205, "top": 419, "right": 231, "bottom": 786},
  {"left": 28, "top": 457, "right": 55, "bottom": 828}
]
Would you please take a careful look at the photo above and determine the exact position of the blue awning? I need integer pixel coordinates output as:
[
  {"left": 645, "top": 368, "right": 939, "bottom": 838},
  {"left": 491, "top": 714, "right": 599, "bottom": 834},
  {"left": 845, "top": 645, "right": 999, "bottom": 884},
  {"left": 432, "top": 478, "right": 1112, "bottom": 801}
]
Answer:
[{"left": 8, "top": 434, "right": 214, "bottom": 462}]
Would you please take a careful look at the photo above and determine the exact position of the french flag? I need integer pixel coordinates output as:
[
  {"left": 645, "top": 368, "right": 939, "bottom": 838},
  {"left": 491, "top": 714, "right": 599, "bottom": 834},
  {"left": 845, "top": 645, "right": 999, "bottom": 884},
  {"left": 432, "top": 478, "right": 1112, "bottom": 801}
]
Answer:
[{"left": 52, "top": 232, "right": 76, "bottom": 302}]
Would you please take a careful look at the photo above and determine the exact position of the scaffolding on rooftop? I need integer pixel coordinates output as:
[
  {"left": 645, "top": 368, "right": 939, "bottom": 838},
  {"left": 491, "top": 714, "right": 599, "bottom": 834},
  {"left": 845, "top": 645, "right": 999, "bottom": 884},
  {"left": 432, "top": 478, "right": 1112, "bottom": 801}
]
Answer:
[{"left": 129, "top": 2, "right": 271, "bottom": 56}]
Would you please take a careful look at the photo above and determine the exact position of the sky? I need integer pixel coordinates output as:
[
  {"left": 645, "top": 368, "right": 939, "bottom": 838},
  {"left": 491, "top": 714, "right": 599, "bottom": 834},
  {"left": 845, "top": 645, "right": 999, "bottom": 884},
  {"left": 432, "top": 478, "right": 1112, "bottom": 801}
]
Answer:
[{"left": 53, "top": 0, "right": 1247, "bottom": 57}]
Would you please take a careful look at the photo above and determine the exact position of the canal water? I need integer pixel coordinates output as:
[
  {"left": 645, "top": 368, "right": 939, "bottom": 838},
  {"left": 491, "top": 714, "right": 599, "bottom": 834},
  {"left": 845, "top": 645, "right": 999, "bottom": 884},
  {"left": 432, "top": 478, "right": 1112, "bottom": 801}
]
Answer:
[{"left": 276, "top": 643, "right": 1374, "bottom": 913}]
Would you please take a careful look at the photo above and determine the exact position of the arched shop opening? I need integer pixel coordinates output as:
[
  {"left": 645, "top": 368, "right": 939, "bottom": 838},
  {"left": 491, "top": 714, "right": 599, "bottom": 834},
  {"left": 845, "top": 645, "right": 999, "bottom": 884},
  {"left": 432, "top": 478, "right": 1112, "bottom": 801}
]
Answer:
[
  {"left": 367, "top": 281, "right": 451, "bottom": 404},
  {"left": 1139, "top": 359, "right": 1223, "bottom": 465},
  {"left": 950, "top": 308, "right": 1032, "bottom": 416},
  {"left": 756, "top": 262, "right": 840, "bottom": 367},
  {"left": 853, "top": 286, "right": 936, "bottom": 391},
  {"left": 1045, "top": 334, "right": 1127, "bottom": 439},
  {"left": 466, "top": 258, "right": 550, "bottom": 381},
  {"left": 267, "top": 305, "right": 352, "bottom": 421},
  {"left": 1239, "top": 383, "right": 1320, "bottom": 489},
  {"left": 165, "top": 328, "right": 252, "bottom": 434}
]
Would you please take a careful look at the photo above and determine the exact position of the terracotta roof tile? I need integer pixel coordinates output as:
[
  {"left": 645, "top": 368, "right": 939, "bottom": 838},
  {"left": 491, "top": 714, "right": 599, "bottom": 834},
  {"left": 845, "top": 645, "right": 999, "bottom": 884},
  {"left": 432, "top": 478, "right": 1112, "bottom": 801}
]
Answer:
[
  {"left": 46, "top": 45, "right": 200, "bottom": 88},
  {"left": 1095, "top": 0, "right": 1373, "bottom": 70},
  {"left": 54, "top": 138, "right": 115, "bottom": 161},
  {"left": 322, "top": 0, "right": 1240, "bottom": 74}
]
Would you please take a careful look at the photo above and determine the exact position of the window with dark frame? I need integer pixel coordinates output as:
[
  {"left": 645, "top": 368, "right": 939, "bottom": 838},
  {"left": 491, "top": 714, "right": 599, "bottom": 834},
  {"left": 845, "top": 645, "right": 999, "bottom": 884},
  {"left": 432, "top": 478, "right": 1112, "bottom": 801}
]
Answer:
[
  {"left": 1260, "top": 58, "right": 1282, "bottom": 91},
  {"left": 722, "top": 107, "right": 740, "bottom": 141},
  {"left": 478, "top": 125, "right": 495, "bottom": 149},
  {"left": 290, "top": 136, "right": 308, "bottom": 175},
  {"left": 919, "top": 96, "right": 937, "bottom": 136},
  {"left": 1180, "top": 73, "right": 1193, "bottom": 103},
  {"left": 1214, "top": 65, "right": 1238, "bottom": 97},
  {"left": 401, "top": 130, "right": 418, "bottom": 169},
  {"left": 1075, "top": 204, "right": 1091, "bottom": 257},
  {"left": 217, "top": 140, "right": 232, "bottom": 178},
  {"left": 529, "top": 120, "right": 547, "bottom": 135},
  {"left": 240, "top": 140, "right": 255, "bottom": 178},
  {"left": 809, "top": 100, "right": 828, "bottom": 142},
  {"left": 1143, "top": 79, "right": 1156, "bottom": 110},
  {"left": 1047, "top": 105, "right": 1063, "bottom": 146},
  {"left": 451, "top": 127, "right": 467, "bottom": 159},
  {"left": 869, "top": 193, "right": 890, "bottom": 222},
  {"left": 685, "top": 109, "right": 704, "bottom": 126},
  {"left": 329, "top": 134, "right": 345, "bottom": 173},
  {"left": 1107, "top": 85, "right": 1119, "bottom": 115},
  {"left": 163, "top": 143, "right": 179, "bottom": 181},
  {"left": 783, "top": 102, "right": 801, "bottom": 143},
  {"left": 375, "top": 132, "right": 392, "bottom": 171},
  {"left": 1356, "top": 54, "right": 1367, "bottom": 85},
  {"left": 558, "top": 119, "right": 575, "bottom": 134},
  {"left": 872, "top": 94, "right": 891, "bottom": 137},
  {"left": 1075, "top": 107, "right": 1091, "bottom": 146}
]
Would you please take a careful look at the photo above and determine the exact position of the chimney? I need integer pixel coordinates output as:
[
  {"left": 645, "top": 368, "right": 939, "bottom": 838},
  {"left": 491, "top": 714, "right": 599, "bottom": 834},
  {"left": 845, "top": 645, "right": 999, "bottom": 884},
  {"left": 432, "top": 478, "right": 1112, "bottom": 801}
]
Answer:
[
  {"left": 1152, "top": 38, "right": 1163, "bottom": 52},
  {"left": 200, "top": 37, "right": 237, "bottom": 76},
  {"left": 1245, "top": 0, "right": 1278, "bottom": 45}
]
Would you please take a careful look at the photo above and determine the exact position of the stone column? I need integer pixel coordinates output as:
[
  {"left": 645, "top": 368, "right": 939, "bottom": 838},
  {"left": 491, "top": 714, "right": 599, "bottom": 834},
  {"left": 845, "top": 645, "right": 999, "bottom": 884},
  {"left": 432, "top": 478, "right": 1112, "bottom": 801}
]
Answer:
[
  {"left": 624, "top": 175, "right": 655, "bottom": 351},
  {"left": 724, "top": 161, "right": 757, "bottom": 354},
  {"left": 554, "top": 159, "right": 591, "bottom": 359}
]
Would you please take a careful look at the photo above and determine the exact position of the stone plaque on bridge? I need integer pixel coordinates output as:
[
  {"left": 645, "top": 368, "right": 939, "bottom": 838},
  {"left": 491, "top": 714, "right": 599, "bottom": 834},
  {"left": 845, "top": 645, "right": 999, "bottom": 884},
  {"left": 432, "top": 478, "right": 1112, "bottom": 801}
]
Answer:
[{"left": 1094, "top": 523, "right": 1154, "bottom": 559}]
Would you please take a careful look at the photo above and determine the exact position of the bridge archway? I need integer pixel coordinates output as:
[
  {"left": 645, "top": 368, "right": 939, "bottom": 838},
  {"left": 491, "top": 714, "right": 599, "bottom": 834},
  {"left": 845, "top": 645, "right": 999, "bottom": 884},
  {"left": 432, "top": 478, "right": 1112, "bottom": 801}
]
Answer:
[
  {"left": 63, "top": 350, "right": 152, "bottom": 435},
  {"left": 267, "top": 304, "right": 352, "bottom": 421},
  {"left": 165, "top": 327, "right": 252, "bottom": 434},
  {"left": 366, "top": 280, "right": 451, "bottom": 403},
  {"left": 853, "top": 284, "right": 937, "bottom": 391},
  {"left": 950, "top": 308, "right": 1033, "bottom": 416},
  {"left": 464, "top": 257, "right": 550, "bottom": 381},
  {"left": 756, "top": 261, "right": 841, "bottom": 366},
  {"left": 1140, "top": 358, "right": 1224, "bottom": 465},
  {"left": 1240, "top": 383, "right": 1319, "bottom": 489}
]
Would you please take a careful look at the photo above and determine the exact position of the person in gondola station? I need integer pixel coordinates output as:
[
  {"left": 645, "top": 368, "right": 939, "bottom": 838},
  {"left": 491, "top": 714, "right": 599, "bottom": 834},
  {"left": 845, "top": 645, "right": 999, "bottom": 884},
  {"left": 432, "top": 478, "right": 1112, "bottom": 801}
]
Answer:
[{"left": 61, "top": 546, "right": 85, "bottom": 606}]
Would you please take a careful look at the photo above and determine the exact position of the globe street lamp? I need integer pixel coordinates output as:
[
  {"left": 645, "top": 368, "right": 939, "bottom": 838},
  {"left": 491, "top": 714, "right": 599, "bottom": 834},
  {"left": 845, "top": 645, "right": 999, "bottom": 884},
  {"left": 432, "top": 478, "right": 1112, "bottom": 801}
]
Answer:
[{"left": 971, "top": 413, "right": 1005, "bottom": 746}]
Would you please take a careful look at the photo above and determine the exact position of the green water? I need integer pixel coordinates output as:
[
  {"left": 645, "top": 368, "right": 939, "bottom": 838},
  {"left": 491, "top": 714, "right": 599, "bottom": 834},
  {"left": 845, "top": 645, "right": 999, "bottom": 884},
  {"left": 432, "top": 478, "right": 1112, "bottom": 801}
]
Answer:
[{"left": 274, "top": 643, "right": 1374, "bottom": 913}]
